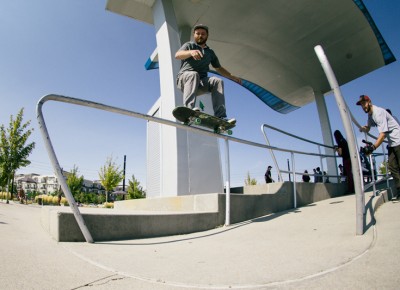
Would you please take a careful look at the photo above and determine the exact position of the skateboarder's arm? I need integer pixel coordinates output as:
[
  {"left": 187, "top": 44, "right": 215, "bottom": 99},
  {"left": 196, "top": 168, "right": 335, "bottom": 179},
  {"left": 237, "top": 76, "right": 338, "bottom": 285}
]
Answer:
[
  {"left": 175, "top": 50, "right": 203, "bottom": 60},
  {"left": 215, "top": 66, "right": 241, "bottom": 84}
]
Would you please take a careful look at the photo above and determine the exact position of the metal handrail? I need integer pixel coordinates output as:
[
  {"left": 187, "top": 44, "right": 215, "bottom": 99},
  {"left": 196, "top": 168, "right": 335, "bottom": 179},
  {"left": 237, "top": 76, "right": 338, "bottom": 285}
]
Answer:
[
  {"left": 37, "top": 93, "right": 391, "bottom": 243},
  {"left": 261, "top": 124, "right": 340, "bottom": 208},
  {"left": 261, "top": 122, "right": 390, "bottom": 208},
  {"left": 38, "top": 94, "right": 335, "bottom": 243},
  {"left": 261, "top": 123, "right": 336, "bottom": 182}
]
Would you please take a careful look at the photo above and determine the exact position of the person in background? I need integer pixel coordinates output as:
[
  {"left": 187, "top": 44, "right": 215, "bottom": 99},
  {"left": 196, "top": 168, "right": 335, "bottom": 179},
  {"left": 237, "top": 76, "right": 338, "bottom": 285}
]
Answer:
[
  {"left": 302, "top": 170, "right": 311, "bottom": 182},
  {"left": 359, "top": 146, "right": 372, "bottom": 182},
  {"left": 18, "top": 188, "right": 25, "bottom": 204},
  {"left": 314, "top": 167, "right": 323, "bottom": 183},
  {"left": 323, "top": 171, "right": 330, "bottom": 183},
  {"left": 265, "top": 166, "right": 274, "bottom": 183},
  {"left": 334, "top": 130, "right": 354, "bottom": 193},
  {"left": 386, "top": 109, "right": 400, "bottom": 125}
]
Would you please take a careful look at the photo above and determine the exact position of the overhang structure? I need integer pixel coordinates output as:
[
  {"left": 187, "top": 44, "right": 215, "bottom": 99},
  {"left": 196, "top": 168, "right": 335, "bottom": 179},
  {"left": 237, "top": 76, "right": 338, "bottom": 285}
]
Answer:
[
  {"left": 107, "top": 0, "right": 395, "bottom": 113},
  {"left": 106, "top": 0, "right": 395, "bottom": 197}
]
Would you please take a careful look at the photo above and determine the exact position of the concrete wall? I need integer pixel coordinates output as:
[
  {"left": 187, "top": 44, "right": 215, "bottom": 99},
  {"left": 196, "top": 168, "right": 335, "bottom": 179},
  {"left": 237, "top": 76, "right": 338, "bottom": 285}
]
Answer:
[{"left": 41, "top": 207, "right": 220, "bottom": 242}]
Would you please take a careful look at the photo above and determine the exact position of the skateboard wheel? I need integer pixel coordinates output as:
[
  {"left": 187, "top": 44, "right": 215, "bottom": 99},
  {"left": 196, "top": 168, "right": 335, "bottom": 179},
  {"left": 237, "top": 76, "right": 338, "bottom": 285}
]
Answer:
[
  {"left": 227, "top": 129, "right": 233, "bottom": 135},
  {"left": 194, "top": 118, "right": 201, "bottom": 125}
]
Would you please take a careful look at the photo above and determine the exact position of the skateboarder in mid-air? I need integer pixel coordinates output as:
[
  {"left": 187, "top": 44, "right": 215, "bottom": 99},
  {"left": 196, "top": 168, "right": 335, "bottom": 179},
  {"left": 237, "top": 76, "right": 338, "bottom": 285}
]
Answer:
[{"left": 175, "top": 24, "right": 241, "bottom": 125}]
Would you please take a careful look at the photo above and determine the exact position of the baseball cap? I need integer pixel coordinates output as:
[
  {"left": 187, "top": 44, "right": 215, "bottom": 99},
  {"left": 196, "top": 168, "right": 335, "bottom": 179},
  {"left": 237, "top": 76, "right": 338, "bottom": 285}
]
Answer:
[
  {"left": 193, "top": 24, "right": 208, "bottom": 33},
  {"left": 268, "top": 166, "right": 272, "bottom": 169},
  {"left": 356, "top": 95, "right": 371, "bottom": 105}
]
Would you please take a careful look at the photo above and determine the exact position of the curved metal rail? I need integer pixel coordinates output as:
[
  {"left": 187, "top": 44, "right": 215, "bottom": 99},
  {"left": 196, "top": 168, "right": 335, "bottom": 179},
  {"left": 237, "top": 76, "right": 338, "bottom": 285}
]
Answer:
[
  {"left": 37, "top": 94, "right": 322, "bottom": 243},
  {"left": 261, "top": 123, "right": 336, "bottom": 183},
  {"left": 36, "top": 91, "right": 391, "bottom": 242}
]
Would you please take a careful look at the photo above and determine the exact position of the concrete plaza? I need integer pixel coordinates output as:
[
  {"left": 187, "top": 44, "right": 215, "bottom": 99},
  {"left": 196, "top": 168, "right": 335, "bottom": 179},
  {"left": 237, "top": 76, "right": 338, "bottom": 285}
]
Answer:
[{"left": 1, "top": 192, "right": 399, "bottom": 289}]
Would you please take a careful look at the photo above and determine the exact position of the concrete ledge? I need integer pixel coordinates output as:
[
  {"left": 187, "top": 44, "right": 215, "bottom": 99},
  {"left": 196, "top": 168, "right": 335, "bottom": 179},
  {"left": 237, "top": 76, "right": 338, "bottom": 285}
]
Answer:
[
  {"left": 41, "top": 181, "right": 395, "bottom": 242},
  {"left": 114, "top": 193, "right": 220, "bottom": 212},
  {"left": 41, "top": 206, "right": 221, "bottom": 242}
]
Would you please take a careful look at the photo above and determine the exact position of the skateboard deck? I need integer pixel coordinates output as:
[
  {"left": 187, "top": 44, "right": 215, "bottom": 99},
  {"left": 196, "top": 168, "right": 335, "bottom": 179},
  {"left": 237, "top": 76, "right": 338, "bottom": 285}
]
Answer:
[{"left": 172, "top": 106, "right": 235, "bottom": 135}]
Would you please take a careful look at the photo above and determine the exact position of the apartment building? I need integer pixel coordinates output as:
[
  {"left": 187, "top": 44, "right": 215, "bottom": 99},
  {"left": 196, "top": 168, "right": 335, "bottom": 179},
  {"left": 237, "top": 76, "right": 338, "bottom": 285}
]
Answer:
[{"left": 15, "top": 173, "right": 105, "bottom": 195}]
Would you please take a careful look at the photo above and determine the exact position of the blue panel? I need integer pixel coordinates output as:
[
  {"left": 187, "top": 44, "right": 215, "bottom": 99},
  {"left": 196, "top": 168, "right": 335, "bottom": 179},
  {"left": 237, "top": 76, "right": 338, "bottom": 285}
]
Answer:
[
  {"left": 240, "top": 79, "right": 300, "bottom": 114},
  {"left": 144, "top": 57, "right": 300, "bottom": 113},
  {"left": 353, "top": 0, "right": 396, "bottom": 65},
  {"left": 210, "top": 71, "right": 300, "bottom": 114},
  {"left": 144, "top": 57, "right": 159, "bottom": 70}
]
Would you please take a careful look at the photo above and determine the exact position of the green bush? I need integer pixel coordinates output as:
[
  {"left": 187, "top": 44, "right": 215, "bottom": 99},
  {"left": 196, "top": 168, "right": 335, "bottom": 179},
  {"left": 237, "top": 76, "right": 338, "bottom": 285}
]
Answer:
[
  {"left": 34, "top": 194, "right": 68, "bottom": 206},
  {"left": 103, "top": 202, "right": 114, "bottom": 209},
  {"left": 0, "top": 192, "right": 11, "bottom": 199}
]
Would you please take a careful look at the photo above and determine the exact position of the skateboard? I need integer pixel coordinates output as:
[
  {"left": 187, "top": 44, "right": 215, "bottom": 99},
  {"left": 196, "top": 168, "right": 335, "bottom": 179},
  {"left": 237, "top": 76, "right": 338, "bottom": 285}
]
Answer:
[{"left": 172, "top": 106, "right": 235, "bottom": 135}]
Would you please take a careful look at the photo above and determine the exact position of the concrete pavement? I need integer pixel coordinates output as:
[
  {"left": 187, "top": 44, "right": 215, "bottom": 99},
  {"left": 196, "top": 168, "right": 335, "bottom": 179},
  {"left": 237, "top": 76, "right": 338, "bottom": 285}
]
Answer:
[{"left": 1, "top": 192, "right": 399, "bottom": 289}]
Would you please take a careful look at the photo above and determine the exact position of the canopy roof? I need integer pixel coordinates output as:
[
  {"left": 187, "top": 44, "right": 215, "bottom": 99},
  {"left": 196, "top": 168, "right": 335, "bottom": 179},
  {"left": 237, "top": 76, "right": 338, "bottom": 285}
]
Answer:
[{"left": 106, "top": 0, "right": 395, "bottom": 113}]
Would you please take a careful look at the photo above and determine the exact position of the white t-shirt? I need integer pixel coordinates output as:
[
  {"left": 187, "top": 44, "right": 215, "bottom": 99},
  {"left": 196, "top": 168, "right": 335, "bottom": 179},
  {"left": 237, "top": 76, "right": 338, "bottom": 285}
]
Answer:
[{"left": 368, "top": 105, "right": 400, "bottom": 147}]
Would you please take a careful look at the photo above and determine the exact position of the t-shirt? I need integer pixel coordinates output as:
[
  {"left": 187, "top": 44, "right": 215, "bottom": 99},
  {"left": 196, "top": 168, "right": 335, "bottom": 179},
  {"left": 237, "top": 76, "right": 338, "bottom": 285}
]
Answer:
[
  {"left": 368, "top": 105, "right": 400, "bottom": 147},
  {"left": 177, "top": 41, "right": 221, "bottom": 79}
]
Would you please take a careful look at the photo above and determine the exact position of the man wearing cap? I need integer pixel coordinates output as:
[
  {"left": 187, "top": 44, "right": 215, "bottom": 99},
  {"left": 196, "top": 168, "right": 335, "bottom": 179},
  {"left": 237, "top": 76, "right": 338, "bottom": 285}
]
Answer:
[
  {"left": 265, "top": 166, "right": 274, "bottom": 183},
  {"left": 357, "top": 94, "right": 400, "bottom": 199},
  {"left": 175, "top": 24, "right": 241, "bottom": 124}
]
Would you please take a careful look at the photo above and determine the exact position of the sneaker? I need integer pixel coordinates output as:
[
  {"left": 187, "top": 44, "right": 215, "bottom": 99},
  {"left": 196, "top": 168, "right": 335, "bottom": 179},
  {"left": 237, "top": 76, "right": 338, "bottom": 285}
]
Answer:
[
  {"left": 193, "top": 107, "right": 201, "bottom": 112},
  {"left": 221, "top": 117, "right": 236, "bottom": 125}
]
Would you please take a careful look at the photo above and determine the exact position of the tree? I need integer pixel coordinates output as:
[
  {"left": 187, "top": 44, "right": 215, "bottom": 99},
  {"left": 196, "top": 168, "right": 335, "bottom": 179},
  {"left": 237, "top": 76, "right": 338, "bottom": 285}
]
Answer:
[
  {"left": 244, "top": 171, "right": 257, "bottom": 186},
  {"left": 0, "top": 108, "right": 35, "bottom": 202},
  {"left": 66, "top": 165, "right": 84, "bottom": 196},
  {"left": 379, "top": 160, "right": 388, "bottom": 175},
  {"left": 127, "top": 174, "right": 146, "bottom": 199},
  {"left": 98, "top": 156, "right": 123, "bottom": 202}
]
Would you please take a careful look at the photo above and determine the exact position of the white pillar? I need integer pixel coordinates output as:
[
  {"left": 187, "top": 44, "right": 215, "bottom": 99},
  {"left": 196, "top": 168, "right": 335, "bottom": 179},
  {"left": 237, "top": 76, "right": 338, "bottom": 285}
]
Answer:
[
  {"left": 148, "top": 0, "right": 223, "bottom": 197},
  {"left": 315, "top": 92, "right": 338, "bottom": 181}
]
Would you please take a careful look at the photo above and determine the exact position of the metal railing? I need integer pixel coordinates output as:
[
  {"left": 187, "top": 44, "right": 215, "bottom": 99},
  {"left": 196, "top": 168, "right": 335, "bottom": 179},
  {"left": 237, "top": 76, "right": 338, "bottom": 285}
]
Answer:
[
  {"left": 37, "top": 93, "right": 391, "bottom": 243},
  {"left": 37, "top": 94, "right": 307, "bottom": 243},
  {"left": 261, "top": 124, "right": 342, "bottom": 208},
  {"left": 261, "top": 123, "right": 337, "bottom": 182},
  {"left": 261, "top": 123, "right": 390, "bottom": 197}
]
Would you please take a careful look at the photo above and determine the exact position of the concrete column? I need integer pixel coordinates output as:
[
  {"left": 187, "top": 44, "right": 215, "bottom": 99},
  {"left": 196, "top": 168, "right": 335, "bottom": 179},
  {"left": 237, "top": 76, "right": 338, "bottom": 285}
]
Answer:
[
  {"left": 315, "top": 92, "right": 338, "bottom": 181},
  {"left": 152, "top": 0, "right": 188, "bottom": 196},
  {"left": 148, "top": 0, "right": 223, "bottom": 197}
]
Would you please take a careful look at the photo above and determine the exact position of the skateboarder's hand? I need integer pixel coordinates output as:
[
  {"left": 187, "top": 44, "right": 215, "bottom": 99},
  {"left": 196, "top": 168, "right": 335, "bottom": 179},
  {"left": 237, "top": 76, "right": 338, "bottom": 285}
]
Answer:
[
  {"left": 191, "top": 50, "right": 203, "bottom": 60},
  {"left": 232, "top": 76, "right": 242, "bottom": 85}
]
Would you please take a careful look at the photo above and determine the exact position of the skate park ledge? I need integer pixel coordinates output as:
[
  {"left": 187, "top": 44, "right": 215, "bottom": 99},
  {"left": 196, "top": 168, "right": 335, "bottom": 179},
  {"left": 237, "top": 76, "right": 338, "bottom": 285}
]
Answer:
[{"left": 40, "top": 181, "right": 394, "bottom": 242}]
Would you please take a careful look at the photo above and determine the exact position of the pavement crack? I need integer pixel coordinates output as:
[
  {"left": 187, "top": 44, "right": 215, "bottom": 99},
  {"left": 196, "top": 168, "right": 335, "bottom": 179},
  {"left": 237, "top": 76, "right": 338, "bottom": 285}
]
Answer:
[{"left": 71, "top": 274, "right": 127, "bottom": 289}]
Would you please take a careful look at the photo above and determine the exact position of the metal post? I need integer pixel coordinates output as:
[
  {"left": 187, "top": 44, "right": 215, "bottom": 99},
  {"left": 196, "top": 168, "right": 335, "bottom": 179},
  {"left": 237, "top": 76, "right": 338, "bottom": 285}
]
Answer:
[
  {"left": 261, "top": 125, "right": 283, "bottom": 182},
  {"left": 317, "top": 145, "right": 325, "bottom": 179},
  {"left": 122, "top": 155, "right": 126, "bottom": 191},
  {"left": 369, "top": 154, "right": 377, "bottom": 196},
  {"left": 224, "top": 138, "right": 231, "bottom": 226},
  {"left": 291, "top": 152, "right": 297, "bottom": 208},
  {"left": 122, "top": 155, "right": 126, "bottom": 200},
  {"left": 382, "top": 146, "right": 392, "bottom": 197},
  {"left": 37, "top": 98, "right": 94, "bottom": 243},
  {"left": 314, "top": 45, "right": 365, "bottom": 235}
]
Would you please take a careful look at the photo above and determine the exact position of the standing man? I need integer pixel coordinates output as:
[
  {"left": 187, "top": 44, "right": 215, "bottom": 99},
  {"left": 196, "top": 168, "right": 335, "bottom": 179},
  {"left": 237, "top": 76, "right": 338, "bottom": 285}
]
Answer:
[
  {"left": 265, "top": 166, "right": 274, "bottom": 183},
  {"left": 357, "top": 95, "right": 400, "bottom": 199},
  {"left": 314, "top": 167, "right": 323, "bottom": 183},
  {"left": 175, "top": 24, "right": 241, "bottom": 124}
]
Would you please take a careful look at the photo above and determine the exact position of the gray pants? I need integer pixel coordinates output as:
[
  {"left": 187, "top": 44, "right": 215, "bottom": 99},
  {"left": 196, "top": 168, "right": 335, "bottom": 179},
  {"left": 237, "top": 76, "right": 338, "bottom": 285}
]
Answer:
[
  {"left": 388, "top": 145, "right": 400, "bottom": 195},
  {"left": 177, "top": 71, "right": 227, "bottom": 118}
]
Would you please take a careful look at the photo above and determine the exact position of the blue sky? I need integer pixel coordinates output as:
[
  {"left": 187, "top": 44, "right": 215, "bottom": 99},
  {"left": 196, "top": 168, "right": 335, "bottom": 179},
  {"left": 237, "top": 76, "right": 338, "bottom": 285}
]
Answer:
[{"left": 1, "top": 0, "right": 399, "bottom": 187}]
